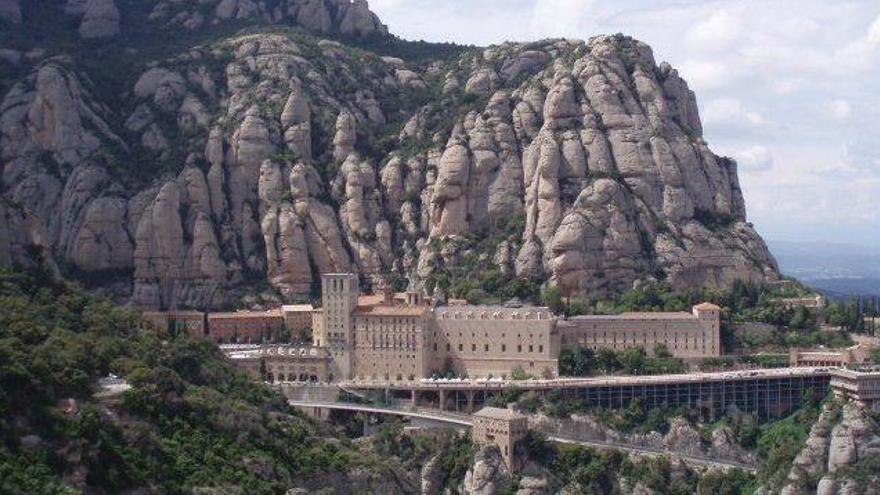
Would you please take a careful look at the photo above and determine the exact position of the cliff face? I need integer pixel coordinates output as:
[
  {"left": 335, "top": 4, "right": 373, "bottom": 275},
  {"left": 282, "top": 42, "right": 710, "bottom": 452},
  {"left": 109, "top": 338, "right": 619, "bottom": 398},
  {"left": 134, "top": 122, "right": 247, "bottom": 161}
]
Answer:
[
  {"left": 457, "top": 443, "right": 727, "bottom": 495},
  {"left": 758, "top": 401, "right": 880, "bottom": 495},
  {"left": 0, "top": 1, "right": 778, "bottom": 308}
]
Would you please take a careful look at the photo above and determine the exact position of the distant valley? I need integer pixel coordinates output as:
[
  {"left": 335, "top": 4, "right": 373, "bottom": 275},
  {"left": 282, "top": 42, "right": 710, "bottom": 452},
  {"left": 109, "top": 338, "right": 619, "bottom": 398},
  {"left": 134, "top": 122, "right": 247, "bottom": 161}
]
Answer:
[{"left": 769, "top": 240, "right": 880, "bottom": 298}]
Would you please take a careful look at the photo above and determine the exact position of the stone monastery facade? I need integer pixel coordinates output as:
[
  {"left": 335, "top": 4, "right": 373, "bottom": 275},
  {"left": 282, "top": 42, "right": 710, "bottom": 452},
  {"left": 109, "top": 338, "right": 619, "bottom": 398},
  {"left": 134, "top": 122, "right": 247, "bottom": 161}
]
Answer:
[
  {"left": 315, "top": 273, "right": 720, "bottom": 381},
  {"left": 147, "top": 273, "right": 722, "bottom": 382}
]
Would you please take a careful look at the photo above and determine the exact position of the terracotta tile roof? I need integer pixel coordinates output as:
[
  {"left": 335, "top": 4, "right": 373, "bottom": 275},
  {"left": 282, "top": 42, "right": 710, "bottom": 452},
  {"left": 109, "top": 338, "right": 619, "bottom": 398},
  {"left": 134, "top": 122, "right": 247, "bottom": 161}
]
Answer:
[
  {"left": 354, "top": 305, "right": 428, "bottom": 316},
  {"left": 693, "top": 302, "right": 721, "bottom": 311},
  {"left": 566, "top": 312, "right": 695, "bottom": 321},
  {"left": 358, "top": 295, "right": 384, "bottom": 306},
  {"left": 208, "top": 309, "right": 282, "bottom": 319}
]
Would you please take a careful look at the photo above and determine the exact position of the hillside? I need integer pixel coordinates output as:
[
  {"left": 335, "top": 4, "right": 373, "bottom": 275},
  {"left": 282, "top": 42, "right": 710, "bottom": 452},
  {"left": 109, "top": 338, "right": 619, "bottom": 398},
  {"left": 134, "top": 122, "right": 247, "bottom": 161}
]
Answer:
[
  {"left": 0, "top": 267, "right": 421, "bottom": 493},
  {"left": 0, "top": 265, "right": 759, "bottom": 494},
  {"left": 756, "top": 400, "right": 880, "bottom": 494},
  {"left": 0, "top": 0, "right": 778, "bottom": 310}
]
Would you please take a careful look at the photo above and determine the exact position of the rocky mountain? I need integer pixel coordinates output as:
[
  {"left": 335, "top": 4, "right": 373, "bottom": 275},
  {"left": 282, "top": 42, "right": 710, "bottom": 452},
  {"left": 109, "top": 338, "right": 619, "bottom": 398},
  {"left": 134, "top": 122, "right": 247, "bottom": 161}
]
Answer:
[
  {"left": 530, "top": 412, "right": 756, "bottom": 467},
  {"left": 759, "top": 400, "right": 880, "bottom": 495},
  {"left": 452, "top": 441, "right": 744, "bottom": 495},
  {"left": 0, "top": 0, "right": 778, "bottom": 309}
]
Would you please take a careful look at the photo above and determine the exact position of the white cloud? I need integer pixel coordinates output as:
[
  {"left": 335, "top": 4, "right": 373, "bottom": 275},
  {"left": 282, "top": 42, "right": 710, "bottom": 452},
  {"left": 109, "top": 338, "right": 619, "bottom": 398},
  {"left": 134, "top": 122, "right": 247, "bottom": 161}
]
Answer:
[
  {"left": 868, "top": 14, "right": 880, "bottom": 45},
  {"left": 822, "top": 99, "right": 852, "bottom": 121},
  {"left": 678, "top": 59, "right": 740, "bottom": 90},
  {"left": 729, "top": 145, "right": 774, "bottom": 173},
  {"left": 529, "top": 0, "right": 598, "bottom": 40},
  {"left": 684, "top": 10, "right": 741, "bottom": 54},
  {"left": 768, "top": 79, "right": 801, "bottom": 95},
  {"left": 843, "top": 140, "right": 880, "bottom": 174},
  {"left": 701, "top": 98, "right": 772, "bottom": 135},
  {"left": 368, "top": 0, "right": 408, "bottom": 9}
]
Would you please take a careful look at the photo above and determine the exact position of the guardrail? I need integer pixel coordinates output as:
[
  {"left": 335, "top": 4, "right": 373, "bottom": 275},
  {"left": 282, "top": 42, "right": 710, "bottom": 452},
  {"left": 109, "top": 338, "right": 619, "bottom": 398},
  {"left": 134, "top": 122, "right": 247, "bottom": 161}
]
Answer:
[{"left": 336, "top": 366, "right": 831, "bottom": 391}]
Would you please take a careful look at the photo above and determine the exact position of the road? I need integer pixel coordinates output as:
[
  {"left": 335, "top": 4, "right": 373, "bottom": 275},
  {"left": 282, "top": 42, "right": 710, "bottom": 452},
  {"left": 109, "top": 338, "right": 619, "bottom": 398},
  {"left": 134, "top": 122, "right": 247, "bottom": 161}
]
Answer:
[
  {"left": 289, "top": 400, "right": 757, "bottom": 473},
  {"left": 338, "top": 366, "right": 831, "bottom": 392}
]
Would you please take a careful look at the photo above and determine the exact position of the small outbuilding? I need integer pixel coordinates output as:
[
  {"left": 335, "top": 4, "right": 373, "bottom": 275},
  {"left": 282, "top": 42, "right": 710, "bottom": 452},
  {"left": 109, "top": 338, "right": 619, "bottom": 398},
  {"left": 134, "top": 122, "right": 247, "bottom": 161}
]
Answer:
[{"left": 471, "top": 407, "right": 527, "bottom": 471}]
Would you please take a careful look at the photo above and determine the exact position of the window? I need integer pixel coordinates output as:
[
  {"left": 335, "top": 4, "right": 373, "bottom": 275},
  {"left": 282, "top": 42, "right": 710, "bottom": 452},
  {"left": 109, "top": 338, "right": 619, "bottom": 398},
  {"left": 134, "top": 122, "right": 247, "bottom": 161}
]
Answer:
[
  {"left": 528, "top": 345, "right": 533, "bottom": 353},
  {"left": 472, "top": 344, "right": 476, "bottom": 352},
  {"left": 459, "top": 343, "right": 463, "bottom": 351},
  {"left": 517, "top": 345, "right": 522, "bottom": 353},
  {"left": 539, "top": 345, "right": 543, "bottom": 353},
  {"left": 484, "top": 344, "right": 489, "bottom": 352},
  {"left": 502, "top": 344, "right": 506, "bottom": 352}
]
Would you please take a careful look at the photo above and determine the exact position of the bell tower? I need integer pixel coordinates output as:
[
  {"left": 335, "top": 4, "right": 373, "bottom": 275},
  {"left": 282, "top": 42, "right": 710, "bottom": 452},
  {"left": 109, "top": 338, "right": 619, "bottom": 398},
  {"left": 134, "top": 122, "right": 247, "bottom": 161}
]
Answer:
[{"left": 321, "top": 273, "right": 359, "bottom": 379}]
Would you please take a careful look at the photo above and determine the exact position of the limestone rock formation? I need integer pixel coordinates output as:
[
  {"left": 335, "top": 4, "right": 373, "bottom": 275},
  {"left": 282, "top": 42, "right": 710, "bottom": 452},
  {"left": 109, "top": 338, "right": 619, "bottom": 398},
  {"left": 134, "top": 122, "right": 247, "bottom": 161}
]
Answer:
[
  {"left": 140, "top": 0, "right": 388, "bottom": 38},
  {"left": 0, "top": 198, "right": 54, "bottom": 270},
  {"left": 0, "top": 0, "right": 21, "bottom": 24},
  {"left": 78, "top": 0, "right": 121, "bottom": 39},
  {"left": 528, "top": 412, "right": 755, "bottom": 467},
  {"left": 333, "top": 110, "right": 357, "bottom": 162},
  {"left": 768, "top": 401, "right": 880, "bottom": 495},
  {"left": 338, "top": 0, "right": 386, "bottom": 37},
  {"left": 0, "top": 7, "right": 778, "bottom": 307},
  {"left": 420, "top": 453, "right": 444, "bottom": 495},
  {"left": 462, "top": 447, "right": 511, "bottom": 495}
]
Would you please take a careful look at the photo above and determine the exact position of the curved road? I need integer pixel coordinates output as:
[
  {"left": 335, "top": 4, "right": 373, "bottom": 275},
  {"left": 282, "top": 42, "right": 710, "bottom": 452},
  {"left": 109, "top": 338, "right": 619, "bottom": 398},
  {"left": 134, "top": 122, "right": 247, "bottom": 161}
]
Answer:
[
  {"left": 289, "top": 400, "right": 474, "bottom": 426},
  {"left": 289, "top": 400, "right": 756, "bottom": 473}
]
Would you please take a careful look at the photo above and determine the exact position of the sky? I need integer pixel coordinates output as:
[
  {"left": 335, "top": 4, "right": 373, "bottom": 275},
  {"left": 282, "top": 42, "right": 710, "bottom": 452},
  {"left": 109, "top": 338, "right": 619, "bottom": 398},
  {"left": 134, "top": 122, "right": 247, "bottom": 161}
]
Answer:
[{"left": 368, "top": 0, "right": 880, "bottom": 246}]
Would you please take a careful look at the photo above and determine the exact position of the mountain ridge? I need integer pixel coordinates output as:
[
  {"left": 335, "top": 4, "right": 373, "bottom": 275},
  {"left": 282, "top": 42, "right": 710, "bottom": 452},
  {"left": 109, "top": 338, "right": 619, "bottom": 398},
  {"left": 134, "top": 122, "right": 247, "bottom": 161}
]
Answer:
[{"left": 0, "top": 0, "right": 778, "bottom": 309}]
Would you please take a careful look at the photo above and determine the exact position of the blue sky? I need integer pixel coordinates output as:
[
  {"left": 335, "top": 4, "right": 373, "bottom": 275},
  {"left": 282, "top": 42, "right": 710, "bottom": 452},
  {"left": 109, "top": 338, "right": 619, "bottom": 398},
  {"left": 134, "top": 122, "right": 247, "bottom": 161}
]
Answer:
[{"left": 369, "top": 0, "right": 880, "bottom": 246}]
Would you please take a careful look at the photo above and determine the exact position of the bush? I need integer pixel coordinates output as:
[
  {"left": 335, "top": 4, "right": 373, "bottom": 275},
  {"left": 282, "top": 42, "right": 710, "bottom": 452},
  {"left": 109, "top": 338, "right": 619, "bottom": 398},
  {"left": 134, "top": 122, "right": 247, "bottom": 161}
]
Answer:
[{"left": 558, "top": 347, "right": 595, "bottom": 377}]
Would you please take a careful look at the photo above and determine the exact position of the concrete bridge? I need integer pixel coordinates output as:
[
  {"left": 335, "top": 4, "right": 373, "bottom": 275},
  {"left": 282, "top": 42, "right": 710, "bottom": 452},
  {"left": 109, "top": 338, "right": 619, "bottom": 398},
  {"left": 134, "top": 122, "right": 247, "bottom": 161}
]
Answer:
[
  {"left": 288, "top": 399, "right": 757, "bottom": 472},
  {"left": 279, "top": 367, "right": 836, "bottom": 473}
]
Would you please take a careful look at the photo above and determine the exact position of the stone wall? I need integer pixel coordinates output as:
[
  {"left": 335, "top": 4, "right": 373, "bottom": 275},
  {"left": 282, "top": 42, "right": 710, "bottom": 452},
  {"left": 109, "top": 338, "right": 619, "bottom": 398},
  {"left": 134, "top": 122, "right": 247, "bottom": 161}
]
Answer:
[
  {"left": 429, "top": 305, "right": 558, "bottom": 378},
  {"left": 558, "top": 306, "right": 721, "bottom": 359}
]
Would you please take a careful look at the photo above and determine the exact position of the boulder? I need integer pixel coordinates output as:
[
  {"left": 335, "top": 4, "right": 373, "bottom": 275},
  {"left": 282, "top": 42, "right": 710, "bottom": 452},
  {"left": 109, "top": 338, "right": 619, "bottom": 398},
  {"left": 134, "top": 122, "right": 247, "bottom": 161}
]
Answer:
[
  {"left": 78, "top": 0, "right": 121, "bottom": 39},
  {"left": 429, "top": 140, "right": 471, "bottom": 238},
  {"left": 338, "top": 0, "right": 387, "bottom": 38},
  {"left": 333, "top": 110, "right": 357, "bottom": 161},
  {"left": 462, "top": 447, "right": 510, "bottom": 495},
  {"left": 0, "top": 0, "right": 21, "bottom": 24}
]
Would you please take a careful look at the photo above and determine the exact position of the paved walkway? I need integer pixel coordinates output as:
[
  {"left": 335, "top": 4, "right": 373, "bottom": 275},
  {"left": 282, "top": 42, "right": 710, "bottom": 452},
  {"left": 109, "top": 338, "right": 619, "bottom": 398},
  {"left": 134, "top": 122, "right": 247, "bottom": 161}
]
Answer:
[{"left": 288, "top": 400, "right": 757, "bottom": 473}]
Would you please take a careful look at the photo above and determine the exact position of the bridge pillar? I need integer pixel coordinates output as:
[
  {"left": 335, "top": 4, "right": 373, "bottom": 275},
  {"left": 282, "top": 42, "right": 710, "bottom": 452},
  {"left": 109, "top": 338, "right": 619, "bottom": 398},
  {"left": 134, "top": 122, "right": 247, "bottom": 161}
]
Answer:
[
  {"left": 466, "top": 391, "right": 475, "bottom": 413},
  {"left": 384, "top": 388, "right": 390, "bottom": 404},
  {"left": 411, "top": 390, "right": 418, "bottom": 408},
  {"left": 439, "top": 390, "right": 446, "bottom": 411}
]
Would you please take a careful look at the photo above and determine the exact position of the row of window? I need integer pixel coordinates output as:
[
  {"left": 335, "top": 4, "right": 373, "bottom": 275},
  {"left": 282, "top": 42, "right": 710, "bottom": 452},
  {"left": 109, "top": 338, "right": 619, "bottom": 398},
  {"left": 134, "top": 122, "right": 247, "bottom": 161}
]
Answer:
[
  {"left": 438, "top": 311, "right": 550, "bottom": 320},
  {"left": 435, "top": 342, "right": 545, "bottom": 354},
  {"left": 576, "top": 343, "right": 717, "bottom": 353},
  {"left": 569, "top": 338, "right": 713, "bottom": 351},
  {"left": 446, "top": 332, "right": 541, "bottom": 339}
]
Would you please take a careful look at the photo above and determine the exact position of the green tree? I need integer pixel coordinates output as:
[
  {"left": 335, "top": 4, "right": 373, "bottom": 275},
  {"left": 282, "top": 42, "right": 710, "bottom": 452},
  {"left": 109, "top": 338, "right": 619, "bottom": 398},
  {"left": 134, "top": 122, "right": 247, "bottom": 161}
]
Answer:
[
  {"left": 595, "top": 348, "right": 621, "bottom": 373},
  {"left": 621, "top": 347, "right": 647, "bottom": 374},
  {"left": 510, "top": 365, "right": 530, "bottom": 380},
  {"left": 558, "top": 347, "right": 595, "bottom": 377},
  {"left": 541, "top": 286, "right": 564, "bottom": 314}
]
